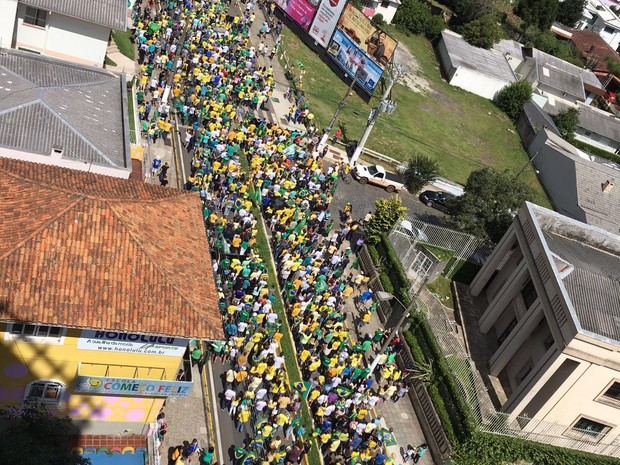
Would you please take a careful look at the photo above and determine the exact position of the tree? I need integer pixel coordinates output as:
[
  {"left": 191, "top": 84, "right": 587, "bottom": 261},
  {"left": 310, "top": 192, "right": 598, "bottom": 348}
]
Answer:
[
  {"left": 461, "top": 15, "right": 503, "bottom": 49},
  {"left": 552, "top": 107, "right": 580, "bottom": 141},
  {"left": 393, "top": 0, "right": 432, "bottom": 35},
  {"left": 446, "top": 168, "right": 532, "bottom": 243},
  {"left": 0, "top": 404, "right": 90, "bottom": 465},
  {"left": 493, "top": 80, "right": 533, "bottom": 121},
  {"left": 372, "top": 13, "right": 385, "bottom": 26},
  {"left": 366, "top": 195, "right": 408, "bottom": 244},
  {"left": 531, "top": 32, "right": 581, "bottom": 63},
  {"left": 424, "top": 15, "right": 447, "bottom": 40},
  {"left": 452, "top": 0, "right": 496, "bottom": 25},
  {"left": 555, "top": 0, "right": 587, "bottom": 27},
  {"left": 403, "top": 154, "right": 441, "bottom": 194},
  {"left": 515, "top": 0, "right": 559, "bottom": 30}
]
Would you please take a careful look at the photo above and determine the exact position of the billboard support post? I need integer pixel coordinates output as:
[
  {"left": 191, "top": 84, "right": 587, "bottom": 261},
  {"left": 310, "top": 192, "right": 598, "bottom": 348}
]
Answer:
[
  {"left": 349, "top": 63, "right": 404, "bottom": 166},
  {"left": 317, "top": 69, "right": 359, "bottom": 152}
]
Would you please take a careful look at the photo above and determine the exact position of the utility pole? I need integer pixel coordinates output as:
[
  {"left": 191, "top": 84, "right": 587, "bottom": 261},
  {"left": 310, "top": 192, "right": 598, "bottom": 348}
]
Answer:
[
  {"left": 349, "top": 63, "right": 403, "bottom": 166},
  {"left": 317, "top": 70, "right": 359, "bottom": 152}
]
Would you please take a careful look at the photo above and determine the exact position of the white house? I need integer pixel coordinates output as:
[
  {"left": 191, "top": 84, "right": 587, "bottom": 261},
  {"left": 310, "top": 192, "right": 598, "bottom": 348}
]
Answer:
[
  {"left": 0, "top": 0, "right": 126, "bottom": 67},
  {"left": 436, "top": 30, "right": 518, "bottom": 100},
  {"left": 0, "top": 49, "right": 132, "bottom": 178},
  {"left": 577, "top": 0, "right": 620, "bottom": 51},
  {"left": 361, "top": 0, "right": 401, "bottom": 24}
]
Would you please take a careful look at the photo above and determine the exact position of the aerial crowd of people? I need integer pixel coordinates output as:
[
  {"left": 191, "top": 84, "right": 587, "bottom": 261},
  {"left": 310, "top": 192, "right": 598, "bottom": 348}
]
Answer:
[{"left": 132, "top": 0, "right": 428, "bottom": 464}]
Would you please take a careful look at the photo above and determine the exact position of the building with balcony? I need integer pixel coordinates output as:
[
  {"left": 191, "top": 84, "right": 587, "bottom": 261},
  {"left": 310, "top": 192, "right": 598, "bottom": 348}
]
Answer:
[{"left": 469, "top": 203, "right": 620, "bottom": 445}]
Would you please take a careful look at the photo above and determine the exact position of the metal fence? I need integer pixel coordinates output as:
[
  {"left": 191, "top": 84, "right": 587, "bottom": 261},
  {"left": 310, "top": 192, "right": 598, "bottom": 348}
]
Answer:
[{"left": 389, "top": 218, "right": 495, "bottom": 277}]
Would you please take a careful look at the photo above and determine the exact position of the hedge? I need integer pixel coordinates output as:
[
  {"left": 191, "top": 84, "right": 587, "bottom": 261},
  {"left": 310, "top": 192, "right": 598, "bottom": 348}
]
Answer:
[
  {"left": 452, "top": 433, "right": 620, "bottom": 465},
  {"left": 572, "top": 139, "right": 620, "bottom": 165}
]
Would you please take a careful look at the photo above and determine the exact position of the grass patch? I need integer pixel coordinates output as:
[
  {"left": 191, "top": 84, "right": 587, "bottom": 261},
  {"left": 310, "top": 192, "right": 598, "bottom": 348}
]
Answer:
[
  {"left": 422, "top": 244, "right": 454, "bottom": 262},
  {"left": 105, "top": 55, "right": 117, "bottom": 66},
  {"left": 126, "top": 83, "right": 137, "bottom": 144},
  {"left": 445, "top": 258, "right": 482, "bottom": 284},
  {"left": 112, "top": 29, "right": 135, "bottom": 60},
  {"left": 426, "top": 275, "right": 454, "bottom": 309},
  {"left": 445, "top": 355, "right": 477, "bottom": 412},
  {"left": 281, "top": 28, "right": 550, "bottom": 208}
]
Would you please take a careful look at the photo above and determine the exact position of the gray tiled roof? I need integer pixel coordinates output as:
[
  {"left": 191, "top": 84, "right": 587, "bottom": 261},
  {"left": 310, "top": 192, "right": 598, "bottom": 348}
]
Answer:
[
  {"left": 21, "top": 0, "right": 127, "bottom": 30},
  {"left": 576, "top": 102, "right": 620, "bottom": 142},
  {"left": 523, "top": 101, "right": 561, "bottom": 136},
  {"left": 0, "top": 50, "right": 129, "bottom": 170},
  {"left": 441, "top": 30, "right": 517, "bottom": 83},
  {"left": 543, "top": 231, "right": 620, "bottom": 342}
]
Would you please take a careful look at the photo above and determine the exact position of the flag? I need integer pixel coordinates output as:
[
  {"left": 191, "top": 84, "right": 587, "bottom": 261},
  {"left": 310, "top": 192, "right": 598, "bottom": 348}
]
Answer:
[{"left": 253, "top": 187, "right": 261, "bottom": 206}]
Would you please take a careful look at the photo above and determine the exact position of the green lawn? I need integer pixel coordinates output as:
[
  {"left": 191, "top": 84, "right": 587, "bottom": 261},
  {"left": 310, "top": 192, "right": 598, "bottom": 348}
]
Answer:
[
  {"left": 112, "top": 29, "right": 135, "bottom": 60},
  {"left": 281, "top": 28, "right": 550, "bottom": 207},
  {"left": 426, "top": 275, "right": 454, "bottom": 309},
  {"left": 127, "top": 84, "right": 137, "bottom": 144},
  {"left": 105, "top": 55, "right": 117, "bottom": 67}
]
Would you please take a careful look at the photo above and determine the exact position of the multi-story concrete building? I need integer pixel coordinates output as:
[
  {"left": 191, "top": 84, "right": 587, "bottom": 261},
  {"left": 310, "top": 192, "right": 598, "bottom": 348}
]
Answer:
[{"left": 470, "top": 203, "right": 620, "bottom": 445}]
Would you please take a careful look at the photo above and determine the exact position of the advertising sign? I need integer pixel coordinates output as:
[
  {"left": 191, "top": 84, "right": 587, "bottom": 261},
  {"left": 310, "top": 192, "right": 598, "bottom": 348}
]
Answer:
[
  {"left": 308, "top": 0, "right": 347, "bottom": 48},
  {"left": 327, "top": 29, "right": 384, "bottom": 94},
  {"left": 75, "top": 375, "right": 192, "bottom": 397},
  {"left": 77, "top": 330, "right": 188, "bottom": 357},
  {"left": 275, "top": 0, "right": 319, "bottom": 30},
  {"left": 337, "top": 3, "right": 397, "bottom": 68}
]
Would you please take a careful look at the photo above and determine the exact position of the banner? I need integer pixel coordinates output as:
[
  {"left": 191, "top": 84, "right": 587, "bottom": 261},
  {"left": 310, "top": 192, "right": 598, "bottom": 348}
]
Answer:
[
  {"left": 308, "top": 0, "right": 347, "bottom": 48},
  {"left": 275, "top": 0, "right": 319, "bottom": 31},
  {"left": 337, "top": 3, "right": 397, "bottom": 68},
  {"left": 77, "top": 330, "right": 188, "bottom": 357},
  {"left": 75, "top": 375, "right": 192, "bottom": 397},
  {"left": 327, "top": 29, "right": 384, "bottom": 94}
]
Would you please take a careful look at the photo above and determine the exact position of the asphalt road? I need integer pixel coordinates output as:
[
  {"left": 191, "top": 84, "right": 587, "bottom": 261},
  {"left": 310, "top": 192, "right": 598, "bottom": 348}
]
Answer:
[{"left": 329, "top": 175, "right": 446, "bottom": 226}]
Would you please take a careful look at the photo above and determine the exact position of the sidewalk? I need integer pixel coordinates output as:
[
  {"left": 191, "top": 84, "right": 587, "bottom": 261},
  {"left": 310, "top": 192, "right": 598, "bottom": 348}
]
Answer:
[
  {"left": 160, "top": 362, "right": 212, "bottom": 464},
  {"left": 105, "top": 37, "right": 138, "bottom": 77}
]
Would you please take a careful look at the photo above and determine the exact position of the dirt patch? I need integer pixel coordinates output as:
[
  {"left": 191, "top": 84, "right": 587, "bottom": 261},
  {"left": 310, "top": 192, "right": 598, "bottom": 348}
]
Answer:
[{"left": 393, "top": 42, "right": 431, "bottom": 94}]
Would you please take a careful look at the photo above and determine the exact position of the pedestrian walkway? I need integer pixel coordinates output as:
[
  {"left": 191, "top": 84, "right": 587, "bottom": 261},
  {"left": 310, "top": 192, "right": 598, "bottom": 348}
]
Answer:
[
  {"left": 160, "top": 362, "right": 211, "bottom": 464},
  {"left": 105, "top": 37, "right": 138, "bottom": 77},
  {"left": 145, "top": 139, "right": 180, "bottom": 188}
]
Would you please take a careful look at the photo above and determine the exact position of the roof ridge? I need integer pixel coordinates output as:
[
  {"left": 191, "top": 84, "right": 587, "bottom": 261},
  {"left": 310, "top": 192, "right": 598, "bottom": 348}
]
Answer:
[
  {"left": 107, "top": 200, "right": 207, "bottom": 318},
  {"left": 0, "top": 195, "right": 83, "bottom": 262}
]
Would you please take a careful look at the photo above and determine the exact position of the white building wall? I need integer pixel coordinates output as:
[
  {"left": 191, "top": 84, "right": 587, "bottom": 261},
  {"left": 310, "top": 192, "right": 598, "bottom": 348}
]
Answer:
[
  {"left": 14, "top": 4, "right": 109, "bottom": 66},
  {"left": 374, "top": 3, "right": 397, "bottom": 24},
  {"left": 574, "top": 126, "right": 620, "bottom": 153},
  {"left": 0, "top": 148, "right": 130, "bottom": 179},
  {"left": 449, "top": 66, "right": 510, "bottom": 100},
  {"left": 0, "top": 0, "right": 18, "bottom": 48}
]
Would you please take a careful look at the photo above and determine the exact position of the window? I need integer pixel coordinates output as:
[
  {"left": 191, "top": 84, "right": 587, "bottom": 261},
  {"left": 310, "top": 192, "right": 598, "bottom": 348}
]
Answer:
[
  {"left": 5, "top": 323, "right": 65, "bottom": 344},
  {"left": 543, "top": 333, "right": 554, "bottom": 351},
  {"left": 24, "top": 380, "right": 66, "bottom": 406},
  {"left": 381, "top": 0, "right": 390, "bottom": 6},
  {"left": 23, "top": 6, "right": 48, "bottom": 27},
  {"left": 604, "top": 26, "right": 616, "bottom": 34},
  {"left": 515, "top": 359, "right": 533, "bottom": 386},
  {"left": 521, "top": 279, "right": 538, "bottom": 309},
  {"left": 597, "top": 381, "right": 620, "bottom": 408},
  {"left": 498, "top": 318, "right": 517, "bottom": 345},
  {"left": 566, "top": 416, "right": 613, "bottom": 442}
]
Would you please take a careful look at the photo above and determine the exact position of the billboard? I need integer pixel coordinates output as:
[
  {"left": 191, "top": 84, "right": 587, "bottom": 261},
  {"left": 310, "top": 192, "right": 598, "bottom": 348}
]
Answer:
[
  {"left": 75, "top": 375, "right": 192, "bottom": 397},
  {"left": 309, "top": 0, "right": 347, "bottom": 48},
  {"left": 77, "top": 330, "right": 188, "bottom": 357},
  {"left": 275, "top": 0, "right": 319, "bottom": 31},
  {"left": 337, "top": 3, "right": 397, "bottom": 67},
  {"left": 327, "top": 29, "right": 384, "bottom": 94}
]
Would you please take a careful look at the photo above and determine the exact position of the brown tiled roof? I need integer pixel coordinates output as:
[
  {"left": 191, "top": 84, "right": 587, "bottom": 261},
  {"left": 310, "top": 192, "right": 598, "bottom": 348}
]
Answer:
[
  {"left": 0, "top": 158, "right": 222, "bottom": 340},
  {"left": 570, "top": 29, "right": 620, "bottom": 73}
]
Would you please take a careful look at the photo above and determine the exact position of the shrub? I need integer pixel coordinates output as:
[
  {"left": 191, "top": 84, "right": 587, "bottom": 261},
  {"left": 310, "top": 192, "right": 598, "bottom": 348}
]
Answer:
[
  {"left": 461, "top": 14, "right": 503, "bottom": 49},
  {"left": 372, "top": 13, "right": 385, "bottom": 26},
  {"left": 366, "top": 196, "right": 408, "bottom": 245},
  {"left": 403, "top": 154, "right": 441, "bottom": 194},
  {"left": 494, "top": 80, "right": 532, "bottom": 121},
  {"left": 572, "top": 139, "right": 620, "bottom": 165}
]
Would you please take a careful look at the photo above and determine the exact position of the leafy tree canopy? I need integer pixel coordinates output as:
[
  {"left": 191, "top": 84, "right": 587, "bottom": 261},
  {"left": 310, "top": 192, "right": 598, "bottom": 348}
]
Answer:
[
  {"left": 0, "top": 405, "right": 90, "bottom": 465},
  {"left": 446, "top": 168, "right": 531, "bottom": 243},
  {"left": 516, "top": 0, "right": 559, "bottom": 30},
  {"left": 403, "top": 154, "right": 441, "bottom": 194},
  {"left": 493, "top": 80, "right": 532, "bottom": 121},
  {"left": 461, "top": 15, "right": 503, "bottom": 49},
  {"left": 393, "top": 0, "right": 445, "bottom": 39},
  {"left": 555, "top": 0, "right": 587, "bottom": 27},
  {"left": 367, "top": 195, "right": 408, "bottom": 244},
  {"left": 552, "top": 107, "right": 580, "bottom": 141},
  {"left": 452, "top": 0, "right": 496, "bottom": 25}
]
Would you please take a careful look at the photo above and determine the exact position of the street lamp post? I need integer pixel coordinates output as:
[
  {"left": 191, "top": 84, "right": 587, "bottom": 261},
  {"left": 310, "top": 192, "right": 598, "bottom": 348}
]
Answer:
[
  {"left": 367, "top": 290, "right": 416, "bottom": 375},
  {"left": 514, "top": 151, "right": 540, "bottom": 179}
]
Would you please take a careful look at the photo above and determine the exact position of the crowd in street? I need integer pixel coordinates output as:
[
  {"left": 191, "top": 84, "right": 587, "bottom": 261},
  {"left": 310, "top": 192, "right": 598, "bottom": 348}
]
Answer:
[{"left": 132, "top": 0, "right": 428, "bottom": 464}]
